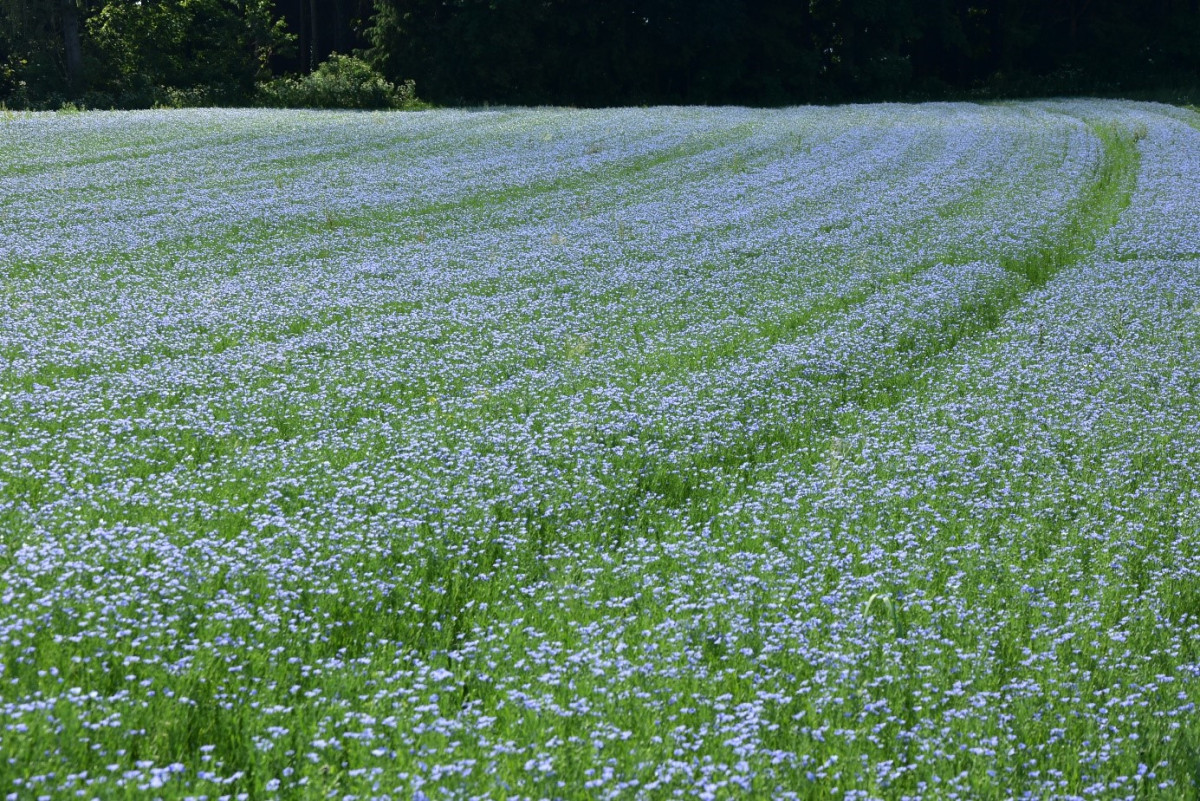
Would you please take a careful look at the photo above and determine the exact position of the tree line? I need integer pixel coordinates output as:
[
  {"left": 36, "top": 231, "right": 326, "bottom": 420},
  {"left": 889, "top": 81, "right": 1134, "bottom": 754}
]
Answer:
[{"left": 2, "top": 0, "right": 1197, "bottom": 109}]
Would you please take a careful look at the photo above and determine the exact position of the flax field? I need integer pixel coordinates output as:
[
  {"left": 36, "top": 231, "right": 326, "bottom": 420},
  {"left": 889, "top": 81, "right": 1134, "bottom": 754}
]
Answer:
[{"left": 2, "top": 100, "right": 1200, "bottom": 799}]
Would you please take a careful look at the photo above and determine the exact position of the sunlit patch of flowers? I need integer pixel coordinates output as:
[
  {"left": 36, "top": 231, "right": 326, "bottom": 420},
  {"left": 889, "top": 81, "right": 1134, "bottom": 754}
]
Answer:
[{"left": 0, "top": 101, "right": 1198, "bottom": 799}]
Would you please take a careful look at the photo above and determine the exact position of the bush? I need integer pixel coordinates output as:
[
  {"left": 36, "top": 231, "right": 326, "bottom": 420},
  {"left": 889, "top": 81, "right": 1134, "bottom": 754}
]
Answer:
[{"left": 257, "top": 53, "right": 418, "bottom": 110}]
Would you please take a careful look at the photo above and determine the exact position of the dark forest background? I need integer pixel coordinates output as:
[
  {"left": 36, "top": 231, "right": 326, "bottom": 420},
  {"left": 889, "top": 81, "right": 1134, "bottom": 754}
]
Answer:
[{"left": 1, "top": 0, "right": 1197, "bottom": 109}]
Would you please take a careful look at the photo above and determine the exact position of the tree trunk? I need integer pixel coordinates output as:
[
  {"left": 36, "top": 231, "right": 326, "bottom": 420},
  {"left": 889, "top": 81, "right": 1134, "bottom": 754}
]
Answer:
[
  {"left": 60, "top": 0, "right": 84, "bottom": 96},
  {"left": 333, "top": 0, "right": 346, "bottom": 54},
  {"left": 309, "top": 0, "right": 320, "bottom": 69},
  {"left": 298, "top": 0, "right": 307, "bottom": 73}
]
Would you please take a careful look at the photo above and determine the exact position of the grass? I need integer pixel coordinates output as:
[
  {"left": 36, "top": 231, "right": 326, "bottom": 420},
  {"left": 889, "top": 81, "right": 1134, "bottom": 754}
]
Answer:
[{"left": 0, "top": 101, "right": 1198, "bottom": 799}]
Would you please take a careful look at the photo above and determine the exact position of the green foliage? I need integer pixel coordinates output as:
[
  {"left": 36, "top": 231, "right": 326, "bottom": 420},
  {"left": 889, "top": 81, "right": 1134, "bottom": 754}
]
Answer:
[
  {"left": 0, "top": 1, "right": 1197, "bottom": 112},
  {"left": 256, "top": 53, "right": 417, "bottom": 110},
  {"left": 0, "top": 0, "right": 71, "bottom": 103},
  {"left": 367, "top": 0, "right": 1200, "bottom": 106},
  {"left": 85, "top": 0, "right": 293, "bottom": 107},
  {"left": 0, "top": 0, "right": 292, "bottom": 108},
  {"left": 0, "top": 55, "right": 22, "bottom": 103}
]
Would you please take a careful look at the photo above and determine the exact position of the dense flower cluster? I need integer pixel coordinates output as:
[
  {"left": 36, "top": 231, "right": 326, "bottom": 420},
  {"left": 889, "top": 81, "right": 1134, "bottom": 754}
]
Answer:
[{"left": 0, "top": 101, "right": 1197, "bottom": 799}]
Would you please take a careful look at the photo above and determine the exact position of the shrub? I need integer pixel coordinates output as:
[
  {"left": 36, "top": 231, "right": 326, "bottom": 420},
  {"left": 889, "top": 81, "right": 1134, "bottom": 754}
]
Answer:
[{"left": 257, "top": 53, "right": 418, "bottom": 110}]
